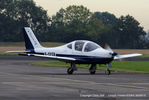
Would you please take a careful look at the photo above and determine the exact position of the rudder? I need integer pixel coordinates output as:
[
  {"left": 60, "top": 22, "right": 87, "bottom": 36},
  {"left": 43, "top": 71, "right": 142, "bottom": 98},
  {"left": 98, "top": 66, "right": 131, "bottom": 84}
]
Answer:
[{"left": 23, "top": 27, "right": 42, "bottom": 50}]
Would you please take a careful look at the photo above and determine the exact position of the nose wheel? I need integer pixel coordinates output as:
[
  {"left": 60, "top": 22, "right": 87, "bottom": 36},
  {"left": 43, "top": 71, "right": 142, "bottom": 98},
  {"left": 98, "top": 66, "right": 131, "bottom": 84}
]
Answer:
[
  {"left": 105, "top": 68, "right": 111, "bottom": 75},
  {"left": 105, "top": 64, "right": 112, "bottom": 75}
]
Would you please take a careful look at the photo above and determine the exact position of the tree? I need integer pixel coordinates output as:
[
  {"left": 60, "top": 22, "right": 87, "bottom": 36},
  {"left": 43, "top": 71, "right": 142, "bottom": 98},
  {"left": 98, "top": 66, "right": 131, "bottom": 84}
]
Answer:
[
  {"left": 51, "top": 5, "right": 92, "bottom": 42},
  {"left": 102, "top": 15, "right": 146, "bottom": 49},
  {"left": 52, "top": 5, "right": 92, "bottom": 25},
  {"left": 86, "top": 17, "right": 104, "bottom": 43},
  {"left": 92, "top": 12, "right": 118, "bottom": 47},
  {"left": 143, "top": 31, "right": 149, "bottom": 48},
  {"left": 0, "top": 13, "right": 20, "bottom": 41},
  {"left": 0, "top": 0, "right": 51, "bottom": 41},
  {"left": 0, "top": 3, "right": 147, "bottom": 49},
  {"left": 93, "top": 12, "right": 118, "bottom": 25}
]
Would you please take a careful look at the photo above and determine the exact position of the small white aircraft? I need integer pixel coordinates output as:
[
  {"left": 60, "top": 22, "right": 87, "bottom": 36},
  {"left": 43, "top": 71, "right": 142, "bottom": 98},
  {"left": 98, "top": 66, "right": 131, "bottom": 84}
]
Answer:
[{"left": 7, "top": 27, "right": 142, "bottom": 75}]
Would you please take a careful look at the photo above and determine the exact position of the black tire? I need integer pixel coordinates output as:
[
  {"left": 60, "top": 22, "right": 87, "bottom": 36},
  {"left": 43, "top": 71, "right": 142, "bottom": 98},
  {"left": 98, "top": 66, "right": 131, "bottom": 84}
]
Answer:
[
  {"left": 105, "top": 69, "right": 111, "bottom": 75},
  {"left": 89, "top": 70, "right": 96, "bottom": 74},
  {"left": 67, "top": 67, "right": 74, "bottom": 74}
]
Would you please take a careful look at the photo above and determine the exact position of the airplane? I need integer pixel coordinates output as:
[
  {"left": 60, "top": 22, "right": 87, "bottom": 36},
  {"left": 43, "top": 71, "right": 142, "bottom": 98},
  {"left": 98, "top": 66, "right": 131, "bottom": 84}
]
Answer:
[{"left": 7, "top": 27, "right": 142, "bottom": 75}]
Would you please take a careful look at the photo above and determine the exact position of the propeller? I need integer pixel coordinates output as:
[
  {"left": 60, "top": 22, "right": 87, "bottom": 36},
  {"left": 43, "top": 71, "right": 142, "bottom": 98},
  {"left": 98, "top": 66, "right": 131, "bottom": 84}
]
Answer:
[
  {"left": 104, "top": 43, "right": 113, "bottom": 52},
  {"left": 104, "top": 44, "right": 123, "bottom": 62}
]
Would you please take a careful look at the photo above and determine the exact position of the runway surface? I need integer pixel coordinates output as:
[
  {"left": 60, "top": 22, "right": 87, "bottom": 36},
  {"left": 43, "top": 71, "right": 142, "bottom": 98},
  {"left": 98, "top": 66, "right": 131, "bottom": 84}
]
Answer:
[{"left": 0, "top": 55, "right": 149, "bottom": 100}]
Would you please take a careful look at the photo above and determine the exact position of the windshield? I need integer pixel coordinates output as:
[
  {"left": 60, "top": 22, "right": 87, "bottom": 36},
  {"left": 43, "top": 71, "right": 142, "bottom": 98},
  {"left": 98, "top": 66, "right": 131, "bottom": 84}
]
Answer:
[
  {"left": 67, "top": 44, "right": 72, "bottom": 49},
  {"left": 84, "top": 42, "right": 99, "bottom": 52},
  {"left": 75, "top": 41, "right": 85, "bottom": 51}
]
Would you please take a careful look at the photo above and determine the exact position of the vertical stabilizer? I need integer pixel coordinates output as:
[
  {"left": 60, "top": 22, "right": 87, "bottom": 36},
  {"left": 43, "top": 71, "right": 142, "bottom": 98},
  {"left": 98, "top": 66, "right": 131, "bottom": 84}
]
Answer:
[{"left": 23, "top": 27, "right": 42, "bottom": 50}]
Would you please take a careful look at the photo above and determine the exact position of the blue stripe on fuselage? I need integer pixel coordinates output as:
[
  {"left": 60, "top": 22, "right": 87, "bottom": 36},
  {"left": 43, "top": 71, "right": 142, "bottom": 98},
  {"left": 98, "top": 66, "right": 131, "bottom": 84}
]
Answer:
[{"left": 56, "top": 54, "right": 113, "bottom": 64}]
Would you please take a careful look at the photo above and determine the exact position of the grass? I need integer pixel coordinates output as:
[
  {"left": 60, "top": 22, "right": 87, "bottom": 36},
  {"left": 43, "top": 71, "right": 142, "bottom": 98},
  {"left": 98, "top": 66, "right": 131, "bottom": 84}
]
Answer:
[
  {"left": 137, "top": 55, "right": 149, "bottom": 57},
  {"left": 30, "top": 61, "right": 149, "bottom": 74},
  {"left": 0, "top": 53, "right": 18, "bottom": 55}
]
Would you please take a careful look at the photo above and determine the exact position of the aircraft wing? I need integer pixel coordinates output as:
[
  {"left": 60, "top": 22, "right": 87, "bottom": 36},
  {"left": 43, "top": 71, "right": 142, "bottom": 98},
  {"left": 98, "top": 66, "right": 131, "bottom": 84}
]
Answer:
[
  {"left": 30, "top": 54, "right": 76, "bottom": 62},
  {"left": 6, "top": 50, "right": 31, "bottom": 53},
  {"left": 114, "top": 53, "right": 142, "bottom": 60}
]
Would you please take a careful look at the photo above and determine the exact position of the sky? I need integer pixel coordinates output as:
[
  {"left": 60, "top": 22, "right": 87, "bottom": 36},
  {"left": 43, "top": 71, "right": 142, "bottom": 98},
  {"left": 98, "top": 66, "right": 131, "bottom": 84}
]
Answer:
[{"left": 34, "top": 0, "right": 149, "bottom": 32}]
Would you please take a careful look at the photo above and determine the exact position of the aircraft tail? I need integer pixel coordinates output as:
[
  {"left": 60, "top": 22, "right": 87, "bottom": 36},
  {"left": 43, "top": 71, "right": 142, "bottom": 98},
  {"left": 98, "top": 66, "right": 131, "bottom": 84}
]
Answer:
[{"left": 23, "top": 27, "right": 43, "bottom": 50}]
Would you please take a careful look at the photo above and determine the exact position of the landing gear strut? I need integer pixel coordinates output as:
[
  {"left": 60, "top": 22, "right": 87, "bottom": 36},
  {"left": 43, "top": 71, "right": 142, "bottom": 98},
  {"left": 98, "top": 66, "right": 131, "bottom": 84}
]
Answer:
[
  {"left": 67, "top": 63, "right": 77, "bottom": 74},
  {"left": 89, "top": 64, "right": 97, "bottom": 74},
  {"left": 105, "top": 64, "right": 111, "bottom": 75}
]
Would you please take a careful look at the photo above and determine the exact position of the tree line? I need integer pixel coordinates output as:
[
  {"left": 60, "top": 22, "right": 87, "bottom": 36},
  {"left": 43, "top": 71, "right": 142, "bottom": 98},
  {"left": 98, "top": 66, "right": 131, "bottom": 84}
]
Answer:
[{"left": 0, "top": 0, "right": 148, "bottom": 49}]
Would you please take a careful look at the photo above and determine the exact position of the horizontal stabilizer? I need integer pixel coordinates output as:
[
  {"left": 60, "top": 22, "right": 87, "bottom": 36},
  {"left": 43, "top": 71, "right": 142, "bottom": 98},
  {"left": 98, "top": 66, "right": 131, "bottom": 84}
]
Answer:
[
  {"left": 114, "top": 53, "right": 142, "bottom": 60},
  {"left": 30, "top": 54, "right": 76, "bottom": 62},
  {"left": 5, "top": 50, "right": 31, "bottom": 53}
]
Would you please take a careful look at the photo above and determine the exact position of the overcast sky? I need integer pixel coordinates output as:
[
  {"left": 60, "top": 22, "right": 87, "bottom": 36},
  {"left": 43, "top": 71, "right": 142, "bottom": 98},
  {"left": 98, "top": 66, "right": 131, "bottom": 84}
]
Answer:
[{"left": 34, "top": 0, "right": 149, "bottom": 32}]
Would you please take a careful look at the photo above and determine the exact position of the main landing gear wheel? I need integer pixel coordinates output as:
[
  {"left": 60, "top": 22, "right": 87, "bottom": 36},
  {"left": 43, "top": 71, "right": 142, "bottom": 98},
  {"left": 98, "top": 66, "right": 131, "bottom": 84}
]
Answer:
[
  {"left": 67, "top": 63, "right": 77, "bottom": 75},
  {"left": 67, "top": 67, "right": 74, "bottom": 74},
  {"left": 89, "top": 64, "right": 96, "bottom": 75},
  {"left": 89, "top": 70, "right": 96, "bottom": 74},
  {"left": 105, "top": 68, "right": 111, "bottom": 75}
]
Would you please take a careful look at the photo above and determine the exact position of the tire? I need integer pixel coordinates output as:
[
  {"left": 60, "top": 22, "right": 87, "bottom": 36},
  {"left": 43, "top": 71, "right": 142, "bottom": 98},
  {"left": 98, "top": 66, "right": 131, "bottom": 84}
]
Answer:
[
  {"left": 105, "top": 69, "right": 111, "bottom": 75},
  {"left": 67, "top": 67, "right": 74, "bottom": 74},
  {"left": 89, "top": 70, "right": 96, "bottom": 74}
]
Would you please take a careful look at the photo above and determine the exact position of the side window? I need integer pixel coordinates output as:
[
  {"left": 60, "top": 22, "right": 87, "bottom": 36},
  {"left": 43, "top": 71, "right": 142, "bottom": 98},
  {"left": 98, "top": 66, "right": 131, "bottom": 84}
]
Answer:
[
  {"left": 67, "top": 44, "right": 72, "bottom": 49},
  {"left": 75, "top": 41, "right": 85, "bottom": 51},
  {"left": 84, "top": 43, "right": 99, "bottom": 52}
]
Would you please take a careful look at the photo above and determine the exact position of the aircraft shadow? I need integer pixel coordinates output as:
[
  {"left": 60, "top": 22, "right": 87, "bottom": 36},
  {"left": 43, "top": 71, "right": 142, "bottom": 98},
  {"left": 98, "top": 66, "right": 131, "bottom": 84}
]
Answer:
[
  {"left": 19, "top": 71, "right": 136, "bottom": 76},
  {"left": 20, "top": 72, "right": 108, "bottom": 76}
]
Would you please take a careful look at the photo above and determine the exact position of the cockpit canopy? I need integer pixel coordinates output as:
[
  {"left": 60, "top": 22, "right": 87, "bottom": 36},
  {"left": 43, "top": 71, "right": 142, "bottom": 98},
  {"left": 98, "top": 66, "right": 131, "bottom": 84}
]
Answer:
[
  {"left": 84, "top": 42, "right": 99, "bottom": 52},
  {"left": 67, "top": 40, "right": 101, "bottom": 52},
  {"left": 75, "top": 41, "right": 85, "bottom": 51}
]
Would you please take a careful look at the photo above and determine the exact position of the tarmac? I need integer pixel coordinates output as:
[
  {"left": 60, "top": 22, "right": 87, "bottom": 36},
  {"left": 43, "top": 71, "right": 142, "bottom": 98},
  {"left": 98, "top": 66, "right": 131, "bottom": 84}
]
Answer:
[{"left": 0, "top": 55, "right": 149, "bottom": 100}]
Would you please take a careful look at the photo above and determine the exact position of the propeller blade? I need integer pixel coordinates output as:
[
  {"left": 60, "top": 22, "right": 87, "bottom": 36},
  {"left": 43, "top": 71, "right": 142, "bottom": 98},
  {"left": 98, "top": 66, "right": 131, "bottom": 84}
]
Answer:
[
  {"left": 104, "top": 44, "right": 118, "bottom": 57},
  {"left": 115, "top": 55, "right": 125, "bottom": 63},
  {"left": 104, "top": 44, "right": 113, "bottom": 52},
  {"left": 104, "top": 43, "right": 108, "bottom": 49}
]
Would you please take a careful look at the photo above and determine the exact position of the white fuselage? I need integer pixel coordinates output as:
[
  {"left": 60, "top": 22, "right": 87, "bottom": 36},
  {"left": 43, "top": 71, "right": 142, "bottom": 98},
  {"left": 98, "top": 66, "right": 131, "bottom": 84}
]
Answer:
[{"left": 34, "top": 41, "right": 113, "bottom": 59}]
